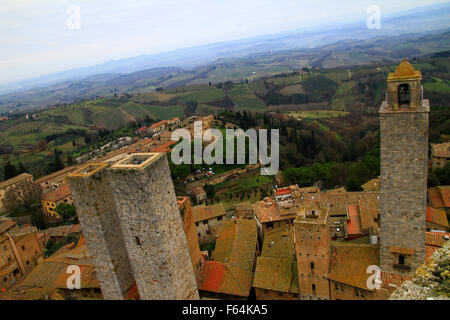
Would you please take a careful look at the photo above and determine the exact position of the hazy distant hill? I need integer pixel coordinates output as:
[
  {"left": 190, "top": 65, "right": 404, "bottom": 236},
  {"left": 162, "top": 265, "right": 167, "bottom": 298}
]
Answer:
[{"left": 0, "top": 2, "right": 449, "bottom": 112}]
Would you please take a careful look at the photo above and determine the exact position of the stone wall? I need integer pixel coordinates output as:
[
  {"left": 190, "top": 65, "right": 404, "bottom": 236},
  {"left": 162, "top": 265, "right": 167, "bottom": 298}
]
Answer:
[
  {"left": 108, "top": 154, "right": 199, "bottom": 300},
  {"left": 66, "top": 164, "right": 135, "bottom": 300}
]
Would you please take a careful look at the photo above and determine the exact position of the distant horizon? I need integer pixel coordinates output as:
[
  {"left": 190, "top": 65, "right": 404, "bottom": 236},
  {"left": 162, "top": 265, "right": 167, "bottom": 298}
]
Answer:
[{"left": 0, "top": 0, "right": 448, "bottom": 86}]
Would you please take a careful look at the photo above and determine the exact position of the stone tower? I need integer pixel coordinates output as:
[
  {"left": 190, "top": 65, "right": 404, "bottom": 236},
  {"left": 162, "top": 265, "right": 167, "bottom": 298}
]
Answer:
[
  {"left": 379, "top": 59, "right": 429, "bottom": 275},
  {"left": 66, "top": 164, "right": 135, "bottom": 300},
  {"left": 294, "top": 208, "right": 331, "bottom": 300},
  {"left": 107, "top": 153, "right": 199, "bottom": 300}
]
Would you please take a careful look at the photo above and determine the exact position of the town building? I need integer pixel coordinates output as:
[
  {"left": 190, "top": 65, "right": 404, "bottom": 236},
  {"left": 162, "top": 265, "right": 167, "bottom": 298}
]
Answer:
[
  {"left": 431, "top": 142, "right": 450, "bottom": 170},
  {"left": 41, "top": 184, "right": 73, "bottom": 218},
  {"left": 35, "top": 166, "right": 79, "bottom": 193},
  {"left": 177, "top": 197, "right": 204, "bottom": 275},
  {"left": 253, "top": 225, "right": 299, "bottom": 300},
  {"left": 234, "top": 201, "right": 254, "bottom": 219},
  {"left": 192, "top": 203, "right": 227, "bottom": 245},
  {"left": 149, "top": 120, "right": 169, "bottom": 134},
  {"left": 0, "top": 173, "right": 33, "bottom": 212},
  {"left": 0, "top": 232, "right": 44, "bottom": 291},
  {"left": 196, "top": 219, "right": 258, "bottom": 299},
  {"left": 192, "top": 187, "right": 207, "bottom": 204}
]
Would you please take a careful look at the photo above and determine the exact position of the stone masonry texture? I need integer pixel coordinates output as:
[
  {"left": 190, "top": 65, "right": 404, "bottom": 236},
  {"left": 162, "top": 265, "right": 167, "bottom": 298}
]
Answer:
[
  {"left": 66, "top": 164, "right": 135, "bottom": 300},
  {"left": 108, "top": 153, "right": 199, "bottom": 300}
]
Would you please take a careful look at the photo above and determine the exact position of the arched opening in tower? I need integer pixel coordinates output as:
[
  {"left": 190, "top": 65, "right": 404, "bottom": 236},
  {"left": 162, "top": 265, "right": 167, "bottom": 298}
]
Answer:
[{"left": 398, "top": 83, "right": 411, "bottom": 106}]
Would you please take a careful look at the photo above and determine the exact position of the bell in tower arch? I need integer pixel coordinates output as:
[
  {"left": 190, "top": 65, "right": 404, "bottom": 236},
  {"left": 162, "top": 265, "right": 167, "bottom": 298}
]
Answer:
[{"left": 398, "top": 83, "right": 410, "bottom": 106}]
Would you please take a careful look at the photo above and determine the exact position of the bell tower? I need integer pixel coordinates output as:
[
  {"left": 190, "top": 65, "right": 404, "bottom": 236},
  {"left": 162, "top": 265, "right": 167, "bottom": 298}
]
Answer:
[{"left": 379, "top": 59, "right": 429, "bottom": 275}]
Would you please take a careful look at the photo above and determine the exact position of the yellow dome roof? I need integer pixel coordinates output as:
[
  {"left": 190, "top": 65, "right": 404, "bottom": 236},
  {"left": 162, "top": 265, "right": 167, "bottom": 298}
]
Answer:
[
  {"left": 394, "top": 59, "right": 416, "bottom": 77},
  {"left": 388, "top": 58, "right": 421, "bottom": 80}
]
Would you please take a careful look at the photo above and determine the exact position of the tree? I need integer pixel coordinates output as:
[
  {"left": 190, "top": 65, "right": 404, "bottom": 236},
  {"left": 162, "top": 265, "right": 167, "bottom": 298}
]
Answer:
[
  {"left": 3, "top": 181, "right": 43, "bottom": 212},
  {"left": 55, "top": 203, "right": 77, "bottom": 221},
  {"left": 204, "top": 183, "right": 216, "bottom": 199},
  {"left": 3, "top": 161, "right": 18, "bottom": 180},
  {"left": 18, "top": 162, "right": 26, "bottom": 174}
]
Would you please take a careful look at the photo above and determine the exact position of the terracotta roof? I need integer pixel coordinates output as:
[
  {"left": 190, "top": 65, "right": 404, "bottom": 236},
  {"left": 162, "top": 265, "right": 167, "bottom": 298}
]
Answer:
[
  {"left": 149, "top": 141, "right": 176, "bottom": 153},
  {"left": 253, "top": 198, "right": 281, "bottom": 223},
  {"left": 35, "top": 166, "right": 79, "bottom": 184},
  {"left": 0, "top": 173, "right": 32, "bottom": 189},
  {"left": 253, "top": 225, "right": 298, "bottom": 293},
  {"left": 0, "top": 220, "right": 17, "bottom": 234},
  {"left": 389, "top": 246, "right": 415, "bottom": 255},
  {"left": 150, "top": 120, "right": 168, "bottom": 128},
  {"left": 42, "top": 224, "right": 80, "bottom": 238},
  {"left": 328, "top": 243, "right": 379, "bottom": 290},
  {"left": 425, "top": 245, "right": 439, "bottom": 262},
  {"left": 192, "top": 187, "right": 206, "bottom": 197},
  {"left": 346, "top": 204, "right": 362, "bottom": 236},
  {"left": 432, "top": 142, "right": 450, "bottom": 158},
  {"left": 428, "top": 187, "right": 445, "bottom": 208},
  {"left": 275, "top": 187, "right": 291, "bottom": 196},
  {"left": 41, "top": 184, "right": 71, "bottom": 202},
  {"left": 197, "top": 219, "right": 257, "bottom": 297},
  {"left": 426, "top": 206, "right": 449, "bottom": 228},
  {"left": 192, "top": 203, "right": 226, "bottom": 223},
  {"left": 439, "top": 186, "right": 450, "bottom": 208},
  {"left": 361, "top": 177, "right": 380, "bottom": 192},
  {"left": 2, "top": 244, "right": 98, "bottom": 300},
  {"left": 380, "top": 272, "right": 412, "bottom": 290},
  {"left": 426, "top": 231, "right": 450, "bottom": 247}
]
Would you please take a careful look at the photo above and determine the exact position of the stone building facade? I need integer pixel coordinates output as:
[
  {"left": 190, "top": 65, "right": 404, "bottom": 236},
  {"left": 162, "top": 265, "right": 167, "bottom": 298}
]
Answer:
[
  {"left": 379, "top": 59, "right": 429, "bottom": 275},
  {"left": 294, "top": 208, "right": 330, "bottom": 300},
  {"left": 108, "top": 153, "right": 199, "bottom": 300},
  {"left": 66, "top": 164, "right": 135, "bottom": 300}
]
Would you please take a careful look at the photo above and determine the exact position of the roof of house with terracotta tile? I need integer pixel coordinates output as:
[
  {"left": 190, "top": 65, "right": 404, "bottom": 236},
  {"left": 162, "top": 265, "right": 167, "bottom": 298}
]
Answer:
[
  {"left": 253, "top": 198, "right": 281, "bottom": 223},
  {"left": 192, "top": 203, "right": 226, "bottom": 223},
  {"left": 149, "top": 141, "right": 176, "bottom": 153},
  {"left": 196, "top": 219, "right": 257, "bottom": 297},
  {"left": 426, "top": 206, "right": 449, "bottom": 228},
  {"left": 41, "top": 183, "right": 71, "bottom": 202},
  {"left": 0, "top": 173, "right": 32, "bottom": 189},
  {"left": 253, "top": 225, "right": 298, "bottom": 293},
  {"left": 439, "top": 186, "right": 450, "bottom": 208},
  {"left": 2, "top": 244, "right": 98, "bottom": 300},
  {"left": 328, "top": 242, "right": 379, "bottom": 290},
  {"left": 426, "top": 231, "right": 450, "bottom": 247},
  {"left": 346, "top": 204, "right": 362, "bottom": 236},
  {"left": 425, "top": 245, "right": 439, "bottom": 262},
  {"left": 428, "top": 187, "right": 445, "bottom": 208},
  {"left": 150, "top": 120, "right": 169, "bottom": 128},
  {"left": 380, "top": 272, "right": 412, "bottom": 290},
  {"left": 361, "top": 177, "right": 380, "bottom": 192},
  {"left": 0, "top": 220, "right": 17, "bottom": 234}
]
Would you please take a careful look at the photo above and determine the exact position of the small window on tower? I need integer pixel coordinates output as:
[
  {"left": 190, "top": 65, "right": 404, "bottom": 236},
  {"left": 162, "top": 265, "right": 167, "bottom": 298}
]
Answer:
[
  {"left": 399, "top": 255, "right": 405, "bottom": 265},
  {"left": 398, "top": 83, "right": 410, "bottom": 106}
]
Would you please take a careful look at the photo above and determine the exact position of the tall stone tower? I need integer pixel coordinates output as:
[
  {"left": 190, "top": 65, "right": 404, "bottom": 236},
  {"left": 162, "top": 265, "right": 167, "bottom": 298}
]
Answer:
[
  {"left": 379, "top": 59, "right": 429, "bottom": 275},
  {"left": 294, "top": 208, "right": 331, "bottom": 300},
  {"left": 108, "top": 153, "right": 199, "bottom": 300},
  {"left": 66, "top": 164, "right": 135, "bottom": 300}
]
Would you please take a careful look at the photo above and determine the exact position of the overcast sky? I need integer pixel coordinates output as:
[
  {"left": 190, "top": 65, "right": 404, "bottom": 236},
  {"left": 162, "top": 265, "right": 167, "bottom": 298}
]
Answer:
[{"left": 0, "top": 0, "right": 446, "bottom": 85}]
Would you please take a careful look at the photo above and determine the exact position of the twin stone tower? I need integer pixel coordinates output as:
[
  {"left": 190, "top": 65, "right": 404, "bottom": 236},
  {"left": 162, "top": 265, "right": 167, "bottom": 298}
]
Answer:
[
  {"left": 66, "top": 59, "right": 429, "bottom": 300},
  {"left": 66, "top": 153, "right": 199, "bottom": 300}
]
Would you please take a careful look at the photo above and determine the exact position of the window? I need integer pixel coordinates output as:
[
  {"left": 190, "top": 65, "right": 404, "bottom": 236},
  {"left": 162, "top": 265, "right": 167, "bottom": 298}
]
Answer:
[
  {"left": 217, "top": 216, "right": 223, "bottom": 221},
  {"left": 195, "top": 222, "right": 199, "bottom": 227},
  {"left": 310, "top": 262, "right": 314, "bottom": 271},
  {"left": 399, "top": 255, "right": 405, "bottom": 265},
  {"left": 277, "top": 293, "right": 283, "bottom": 297},
  {"left": 25, "top": 260, "right": 30, "bottom": 266},
  {"left": 266, "top": 222, "right": 274, "bottom": 228},
  {"left": 21, "top": 245, "right": 25, "bottom": 251},
  {"left": 312, "top": 284, "right": 316, "bottom": 294},
  {"left": 355, "top": 288, "right": 365, "bottom": 298},
  {"left": 398, "top": 83, "right": 410, "bottom": 106},
  {"left": 293, "top": 294, "right": 299, "bottom": 298},
  {"left": 335, "top": 283, "right": 344, "bottom": 293},
  {"left": 203, "top": 220, "right": 208, "bottom": 225}
]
